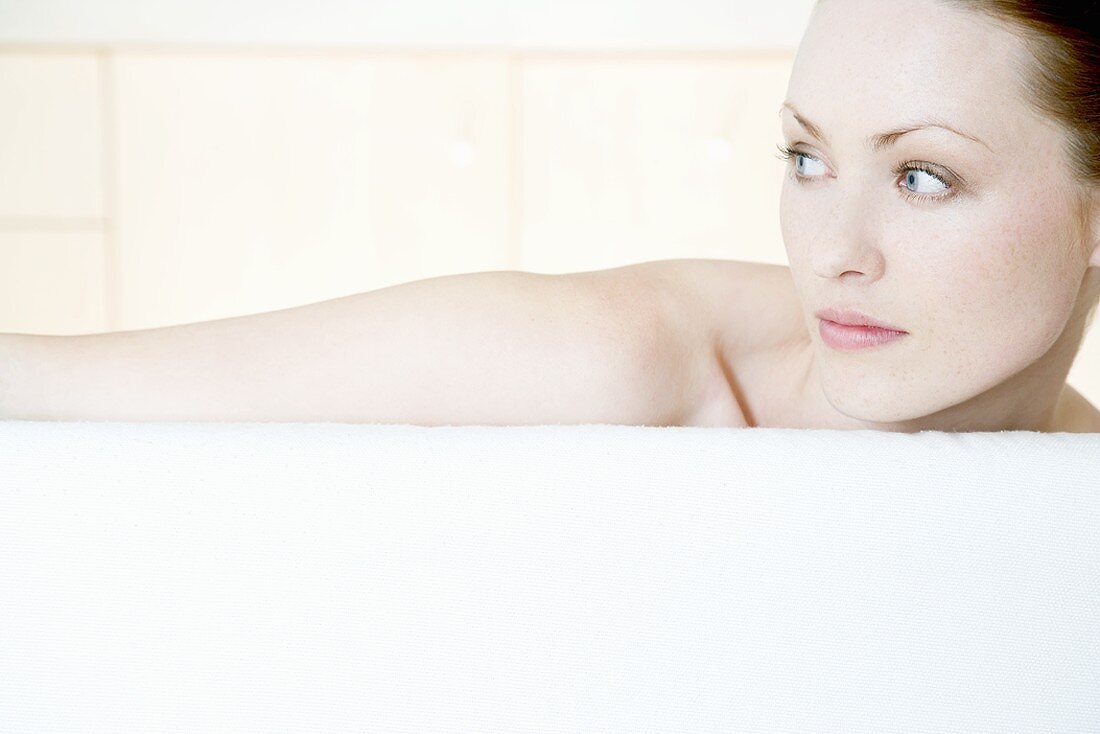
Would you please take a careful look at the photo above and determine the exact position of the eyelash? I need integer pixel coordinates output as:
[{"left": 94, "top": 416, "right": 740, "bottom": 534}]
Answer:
[{"left": 775, "top": 143, "right": 956, "bottom": 204}]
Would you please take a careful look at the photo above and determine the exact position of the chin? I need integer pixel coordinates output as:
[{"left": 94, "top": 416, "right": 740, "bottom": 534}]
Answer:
[{"left": 818, "top": 373, "right": 921, "bottom": 424}]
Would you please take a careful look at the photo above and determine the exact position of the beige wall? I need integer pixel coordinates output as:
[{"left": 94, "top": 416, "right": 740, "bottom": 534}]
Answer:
[
  {"left": 1, "top": 46, "right": 1097, "bottom": 404},
  {"left": 0, "top": 0, "right": 817, "bottom": 48},
  {"left": 0, "top": 46, "right": 795, "bottom": 335}
]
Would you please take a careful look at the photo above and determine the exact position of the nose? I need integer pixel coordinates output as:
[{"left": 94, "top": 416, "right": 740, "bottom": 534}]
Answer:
[{"left": 808, "top": 185, "right": 886, "bottom": 282}]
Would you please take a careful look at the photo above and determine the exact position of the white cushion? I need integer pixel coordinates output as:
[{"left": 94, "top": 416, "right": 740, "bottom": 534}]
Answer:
[{"left": 2, "top": 421, "right": 1098, "bottom": 731}]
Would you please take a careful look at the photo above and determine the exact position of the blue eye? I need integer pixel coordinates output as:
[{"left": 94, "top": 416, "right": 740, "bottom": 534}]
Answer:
[
  {"left": 900, "top": 167, "right": 951, "bottom": 199},
  {"left": 775, "top": 143, "right": 958, "bottom": 203},
  {"left": 776, "top": 144, "right": 824, "bottom": 178}
]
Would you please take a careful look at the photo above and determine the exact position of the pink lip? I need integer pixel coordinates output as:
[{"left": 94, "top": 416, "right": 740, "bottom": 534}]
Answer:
[
  {"left": 818, "top": 320, "right": 908, "bottom": 350},
  {"left": 814, "top": 307, "right": 906, "bottom": 332}
]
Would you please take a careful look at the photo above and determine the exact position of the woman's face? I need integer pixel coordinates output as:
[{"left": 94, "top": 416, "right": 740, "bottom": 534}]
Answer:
[{"left": 779, "top": 0, "right": 1097, "bottom": 424}]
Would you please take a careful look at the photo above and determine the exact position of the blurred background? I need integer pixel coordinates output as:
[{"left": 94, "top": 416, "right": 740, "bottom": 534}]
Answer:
[
  {"left": 0, "top": 0, "right": 811, "bottom": 335},
  {"left": 0, "top": 0, "right": 1096, "bottom": 404}
]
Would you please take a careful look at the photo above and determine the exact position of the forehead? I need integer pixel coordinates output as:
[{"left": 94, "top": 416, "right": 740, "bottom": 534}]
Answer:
[{"left": 785, "top": 0, "right": 1037, "bottom": 147}]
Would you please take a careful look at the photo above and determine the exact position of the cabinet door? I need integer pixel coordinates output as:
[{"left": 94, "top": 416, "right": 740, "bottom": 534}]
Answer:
[
  {"left": 0, "top": 52, "right": 107, "bottom": 334},
  {"left": 112, "top": 52, "right": 512, "bottom": 330},
  {"left": 0, "top": 52, "right": 104, "bottom": 221},
  {"left": 0, "top": 232, "right": 107, "bottom": 335},
  {"left": 519, "top": 55, "right": 794, "bottom": 273}
]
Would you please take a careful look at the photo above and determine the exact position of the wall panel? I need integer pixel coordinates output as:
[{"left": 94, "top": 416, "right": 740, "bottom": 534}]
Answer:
[
  {"left": 0, "top": 231, "right": 107, "bottom": 335},
  {"left": 111, "top": 51, "right": 512, "bottom": 330},
  {"left": 0, "top": 51, "right": 103, "bottom": 221},
  {"left": 519, "top": 56, "right": 793, "bottom": 273}
]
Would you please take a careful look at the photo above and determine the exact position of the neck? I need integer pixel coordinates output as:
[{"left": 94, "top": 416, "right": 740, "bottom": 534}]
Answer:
[{"left": 786, "top": 317, "right": 1085, "bottom": 434}]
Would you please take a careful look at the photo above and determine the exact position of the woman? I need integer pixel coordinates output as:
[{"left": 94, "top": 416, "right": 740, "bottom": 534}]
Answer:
[
  {"left": 733, "top": 0, "right": 1100, "bottom": 433},
  {"left": 1, "top": 0, "right": 1097, "bottom": 432}
]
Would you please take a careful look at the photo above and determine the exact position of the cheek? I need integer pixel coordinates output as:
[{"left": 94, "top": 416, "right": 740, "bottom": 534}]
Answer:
[
  {"left": 778, "top": 182, "right": 795, "bottom": 252},
  {"left": 778, "top": 182, "right": 823, "bottom": 261},
  {"left": 903, "top": 203, "right": 1080, "bottom": 359}
]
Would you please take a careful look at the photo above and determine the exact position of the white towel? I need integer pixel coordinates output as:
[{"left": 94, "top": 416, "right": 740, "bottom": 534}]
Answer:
[{"left": 2, "top": 421, "right": 1098, "bottom": 732}]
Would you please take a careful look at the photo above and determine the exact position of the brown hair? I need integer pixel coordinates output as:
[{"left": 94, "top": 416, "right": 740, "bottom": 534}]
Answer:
[
  {"left": 947, "top": 2, "right": 1100, "bottom": 305},
  {"left": 940, "top": 2, "right": 1100, "bottom": 191},
  {"left": 813, "top": 1, "right": 1100, "bottom": 320},
  {"left": 916, "top": 2, "right": 1100, "bottom": 314},
  {"left": 813, "top": 2, "right": 1100, "bottom": 238}
]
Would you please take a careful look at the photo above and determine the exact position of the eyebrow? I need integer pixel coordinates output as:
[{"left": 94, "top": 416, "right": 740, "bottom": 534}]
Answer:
[{"left": 778, "top": 102, "right": 992, "bottom": 153}]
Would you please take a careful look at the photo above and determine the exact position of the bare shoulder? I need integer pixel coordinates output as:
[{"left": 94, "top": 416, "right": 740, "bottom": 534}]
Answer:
[
  {"left": 604, "top": 258, "right": 804, "bottom": 427},
  {"left": 577, "top": 259, "right": 723, "bottom": 426},
  {"left": 621, "top": 256, "right": 796, "bottom": 330},
  {"left": 631, "top": 257, "right": 807, "bottom": 363}
]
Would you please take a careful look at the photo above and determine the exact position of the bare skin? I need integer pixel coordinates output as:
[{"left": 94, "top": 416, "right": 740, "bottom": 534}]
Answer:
[
  {"left": 666, "top": 257, "right": 1100, "bottom": 433},
  {"left": 684, "top": 0, "right": 1100, "bottom": 434},
  {"left": 5, "top": 1, "right": 1100, "bottom": 432},
  {"left": 0, "top": 255, "right": 1093, "bottom": 431}
]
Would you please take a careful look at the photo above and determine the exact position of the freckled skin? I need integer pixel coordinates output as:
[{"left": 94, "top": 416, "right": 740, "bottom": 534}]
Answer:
[{"left": 776, "top": 0, "right": 1100, "bottom": 432}]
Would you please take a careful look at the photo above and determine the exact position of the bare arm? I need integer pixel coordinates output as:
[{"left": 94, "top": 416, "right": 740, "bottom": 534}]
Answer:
[{"left": 0, "top": 265, "right": 694, "bottom": 426}]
